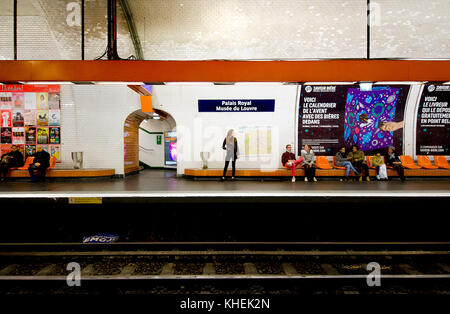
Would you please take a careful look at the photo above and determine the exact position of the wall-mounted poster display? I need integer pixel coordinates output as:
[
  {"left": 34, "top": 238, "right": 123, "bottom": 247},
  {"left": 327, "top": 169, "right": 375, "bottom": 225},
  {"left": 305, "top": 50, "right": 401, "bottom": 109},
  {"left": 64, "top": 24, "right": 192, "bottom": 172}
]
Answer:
[
  {"left": 37, "top": 93, "right": 48, "bottom": 110},
  {"left": 25, "top": 145, "right": 36, "bottom": 158},
  {"left": 24, "top": 109, "right": 36, "bottom": 126},
  {"left": 237, "top": 126, "right": 272, "bottom": 156},
  {"left": 49, "top": 127, "right": 60, "bottom": 144},
  {"left": 49, "top": 110, "right": 60, "bottom": 126},
  {"left": 37, "top": 127, "right": 49, "bottom": 144},
  {"left": 37, "top": 110, "right": 49, "bottom": 126},
  {"left": 1, "top": 110, "right": 12, "bottom": 127},
  {"left": 12, "top": 127, "right": 25, "bottom": 145},
  {"left": 48, "top": 93, "right": 60, "bottom": 110},
  {"left": 0, "top": 92, "right": 12, "bottom": 109},
  {"left": 12, "top": 110, "right": 24, "bottom": 127},
  {"left": 298, "top": 84, "right": 410, "bottom": 156},
  {"left": 164, "top": 131, "right": 177, "bottom": 166},
  {"left": 416, "top": 83, "right": 450, "bottom": 155},
  {"left": 50, "top": 145, "right": 60, "bottom": 162},
  {"left": 24, "top": 92, "right": 37, "bottom": 110},
  {"left": 12, "top": 92, "right": 24, "bottom": 109},
  {"left": 1, "top": 127, "right": 12, "bottom": 144},
  {"left": 25, "top": 127, "right": 36, "bottom": 144}
]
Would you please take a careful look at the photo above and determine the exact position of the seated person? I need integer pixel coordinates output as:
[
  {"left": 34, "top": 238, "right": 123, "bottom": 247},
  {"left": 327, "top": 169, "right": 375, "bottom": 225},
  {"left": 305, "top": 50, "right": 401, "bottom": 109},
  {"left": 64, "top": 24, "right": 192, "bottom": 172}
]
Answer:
[
  {"left": 0, "top": 145, "right": 24, "bottom": 182},
  {"left": 335, "top": 146, "right": 358, "bottom": 181},
  {"left": 281, "top": 144, "right": 303, "bottom": 182},
  {"left": 371, "top": 152, "right": 388, "bottom": 181},
  {"left": 301, "top": 144, "right": 317, "bottom": 182},
  {"left": 384, "top": 146, "right": 405, "bottom": 182},
  {"left": 348, "top": 145, "right": 370, "bottom": 182},
  {"left": 28, "top": 145, "right": 50, "bottom": 182}
]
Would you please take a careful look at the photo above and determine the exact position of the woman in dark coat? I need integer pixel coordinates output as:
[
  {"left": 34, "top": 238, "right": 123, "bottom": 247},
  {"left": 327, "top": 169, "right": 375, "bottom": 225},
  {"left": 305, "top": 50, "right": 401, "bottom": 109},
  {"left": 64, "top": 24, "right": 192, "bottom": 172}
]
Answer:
[{"left": 221, "top": 129, "right": 239, "bottom": 181}]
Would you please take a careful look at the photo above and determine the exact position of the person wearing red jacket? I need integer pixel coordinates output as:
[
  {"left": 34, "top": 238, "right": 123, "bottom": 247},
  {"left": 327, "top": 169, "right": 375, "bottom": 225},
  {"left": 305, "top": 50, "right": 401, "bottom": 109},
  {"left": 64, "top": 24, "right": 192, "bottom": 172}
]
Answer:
[{"left": 281, "top": 144, "right": 303, "bottom": 182}]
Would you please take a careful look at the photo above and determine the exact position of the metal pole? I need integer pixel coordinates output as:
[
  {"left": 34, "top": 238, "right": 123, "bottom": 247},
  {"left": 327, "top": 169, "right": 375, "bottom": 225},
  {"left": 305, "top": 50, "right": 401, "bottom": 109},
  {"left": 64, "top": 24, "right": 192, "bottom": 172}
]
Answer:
[
  {"left": 367, "top": 0, "right": 370, "bottom": 59},
  {"left": 13, "top": 0, "right": 17, "bottom": 60},
  {"left": 81, "top": 0, "right": 85, "bottom": 60},
  {"left": 107, "top": 0, "right": 120, "bottom": 60}
]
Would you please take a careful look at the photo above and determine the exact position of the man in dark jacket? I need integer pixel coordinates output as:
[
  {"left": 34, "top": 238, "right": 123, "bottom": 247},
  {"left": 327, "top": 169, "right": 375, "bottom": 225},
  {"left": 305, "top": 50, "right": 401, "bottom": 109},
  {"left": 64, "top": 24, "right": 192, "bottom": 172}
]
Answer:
[
  {"left": 28, "top": 145, "right": 50, "bottom": 182},
  {"left": 0, "top": 145, "right": 24, "bottom": 182},
  {"left": 348, "top": 145, "right": 370, "bottom": 181},
  {"left": 384, "top": 146, "right": 405, "bottom": 182}
]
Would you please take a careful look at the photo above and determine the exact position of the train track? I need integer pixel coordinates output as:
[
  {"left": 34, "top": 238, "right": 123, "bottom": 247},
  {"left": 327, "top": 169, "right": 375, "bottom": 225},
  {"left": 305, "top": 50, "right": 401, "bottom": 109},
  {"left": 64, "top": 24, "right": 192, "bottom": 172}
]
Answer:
[{"left": 1, "top": 242, "right": 449, "bottom": 294}]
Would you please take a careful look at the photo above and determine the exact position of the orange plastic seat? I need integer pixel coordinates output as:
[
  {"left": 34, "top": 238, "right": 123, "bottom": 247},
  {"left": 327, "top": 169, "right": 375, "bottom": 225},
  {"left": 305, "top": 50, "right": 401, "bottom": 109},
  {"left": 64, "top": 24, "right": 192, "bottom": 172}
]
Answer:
[
  {"left": 366, "top": 156, "right": 376, "bottom": 169},
  {"left": 417, "top": 155, "right": 438, "bottom": 169},
  {"left": 48, "top": 157, "right": 56, "bottom": 169},
  {"left": 434, "top": 156, "right": 450, "bottom": 169},
  {"left": 332, "top": 156, "right": 346, "bottom": 170},
  {"left": 400, "top": 155, "right": 421, "bottom": 169},
  {"left": 16, "top": 157, "right": 34, "bottom": 170},
  {"left": 316, "top": 156, "right": 333, "bottom": 169}
]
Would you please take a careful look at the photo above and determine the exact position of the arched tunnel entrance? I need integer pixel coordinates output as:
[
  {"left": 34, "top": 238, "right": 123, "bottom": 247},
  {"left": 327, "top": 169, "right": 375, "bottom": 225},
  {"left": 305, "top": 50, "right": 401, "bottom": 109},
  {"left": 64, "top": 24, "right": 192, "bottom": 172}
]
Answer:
[{"left": 124, "top": 109, "right": 176, "bottom": 175}]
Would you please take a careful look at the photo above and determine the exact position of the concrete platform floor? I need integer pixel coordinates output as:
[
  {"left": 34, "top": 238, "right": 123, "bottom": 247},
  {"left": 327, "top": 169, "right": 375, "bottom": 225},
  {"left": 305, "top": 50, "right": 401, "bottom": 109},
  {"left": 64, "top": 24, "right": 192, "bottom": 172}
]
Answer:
[{"left": 0, "top": 169, "right": 449, "bottom": 199}]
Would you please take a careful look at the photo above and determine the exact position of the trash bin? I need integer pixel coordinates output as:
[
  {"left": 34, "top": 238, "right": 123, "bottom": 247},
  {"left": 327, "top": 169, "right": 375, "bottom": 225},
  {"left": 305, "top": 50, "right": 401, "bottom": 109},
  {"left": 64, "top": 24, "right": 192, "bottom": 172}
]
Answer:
[{"left": 72, "top": 152, "right": 83, "bottom": 169}]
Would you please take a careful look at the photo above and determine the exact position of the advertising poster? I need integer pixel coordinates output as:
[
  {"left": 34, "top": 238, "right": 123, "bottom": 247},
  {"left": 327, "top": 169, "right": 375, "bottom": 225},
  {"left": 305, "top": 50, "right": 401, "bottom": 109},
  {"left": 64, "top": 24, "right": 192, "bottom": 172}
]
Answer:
[
  {"left": 50, "top": 145, "right": 60, "bottom": 161},
  {"left": 24, "top": 92, "right": 37, "bottom": 110},
  {"left": 37, "top": 110, "right": 49, "bottom": 126},
  {"left": 298, "top": 84, "right": 410, "bottom": 156},
  {"left": 416, "top": 83, "right": 450, "bottom": 155},
  {"left": 49, "top": 110, "right": 60, "bottom": 126},
  {"left": 1, "top": 110, "right": 12, "bottom": 127},
  {"left": 25, "top": 145, "right": 36, "bottom": 158},
  {"left": 12, "top": 92, "right": 24, "bottom": 109},
  {"left": 49, "top": 127, "right": 60, "bottom": 144},
  {"left": 164, "top": 131, "right": 177, "bottom": 166},
  {"left": 37, "top": 127, "right": 49, "bottom": 144},
  {"left": 1, "top": 144, "right": 11, "bottom": 157},
  {"left": 0, "top": 92, "right": 12, "bottom": 109},
  {"left": 36, "top": 93, "right": 48, "bottom": 110},
  {"left": 12, "top": 110, "right": 24, "bottom": 127},
  {"left": 25, "top": 127, "right": 37, "bottom": 144},
  {"left": 1, "top": 127, "right": 12, "bottom": 144},
  {"left": 12, "top": 127, "right": 25, "bottom": 145},
  {"left": 24, "top": 109, "right": 36, "bottom": 126},
  {"left": 48, "top": 93, "right": 60, "bottom": 110}
]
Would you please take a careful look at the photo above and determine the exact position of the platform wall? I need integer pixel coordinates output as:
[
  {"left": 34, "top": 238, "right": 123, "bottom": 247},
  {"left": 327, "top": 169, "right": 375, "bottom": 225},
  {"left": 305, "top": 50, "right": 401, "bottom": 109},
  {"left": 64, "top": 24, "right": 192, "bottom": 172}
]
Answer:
[
  {"left": 151, "top": 85, "right": 299, "bottom": 175},
  {"left": 60, "top": 85, "right": 140, "bottom": 175}
]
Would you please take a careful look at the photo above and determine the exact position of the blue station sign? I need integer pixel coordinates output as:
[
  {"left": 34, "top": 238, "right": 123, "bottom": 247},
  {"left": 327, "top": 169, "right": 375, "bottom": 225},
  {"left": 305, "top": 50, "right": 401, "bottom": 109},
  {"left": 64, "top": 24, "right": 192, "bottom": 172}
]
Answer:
[{"left": 198, "top": 99, "right": 275, "bottom": 112}]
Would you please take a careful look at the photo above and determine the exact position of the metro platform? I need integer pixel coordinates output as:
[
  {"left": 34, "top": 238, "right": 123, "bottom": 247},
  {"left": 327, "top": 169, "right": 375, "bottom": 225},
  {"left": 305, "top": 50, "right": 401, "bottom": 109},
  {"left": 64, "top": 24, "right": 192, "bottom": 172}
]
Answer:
[{"left": 0, "top": 169, "right": 449, "bottom": 203}]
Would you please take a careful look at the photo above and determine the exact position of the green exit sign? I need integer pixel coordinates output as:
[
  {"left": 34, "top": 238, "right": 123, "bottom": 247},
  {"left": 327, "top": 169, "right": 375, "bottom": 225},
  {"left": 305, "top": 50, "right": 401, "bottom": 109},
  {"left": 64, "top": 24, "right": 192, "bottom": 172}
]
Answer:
[{"left": 157, "top": 135, "right": 162, "bottom": 145}]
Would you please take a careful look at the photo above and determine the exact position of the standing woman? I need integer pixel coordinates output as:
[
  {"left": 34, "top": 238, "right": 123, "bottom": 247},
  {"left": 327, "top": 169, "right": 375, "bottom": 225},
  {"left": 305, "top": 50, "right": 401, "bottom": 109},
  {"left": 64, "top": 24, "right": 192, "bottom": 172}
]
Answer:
[
  {"left": 301, "top": 144, "right": 317, "bottom": 182},
  {"left": 222, "top": 129, "right": 239, "bottom": 181}
]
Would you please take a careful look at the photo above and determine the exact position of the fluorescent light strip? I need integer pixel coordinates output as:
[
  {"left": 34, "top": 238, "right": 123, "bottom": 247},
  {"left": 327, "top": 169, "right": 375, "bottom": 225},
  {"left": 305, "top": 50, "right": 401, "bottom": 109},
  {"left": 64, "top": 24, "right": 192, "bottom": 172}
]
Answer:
[
  {"left": 21, "top": 81, "right": 74, "bottom": 85},
  {"left": 304, "top": 82, "right": 356, "bottom": 85},
  {"left": 234, "top": 82, "right": 284, "bottom": 86},
  {"left": 375, "top": 81, "right": 426, "bottom": 85},
  {"left": 164, "top": 82, "right": 214, "bottom": 86},
  {"left": 95, "top": 82, "right": 144, "bottom": 85}
]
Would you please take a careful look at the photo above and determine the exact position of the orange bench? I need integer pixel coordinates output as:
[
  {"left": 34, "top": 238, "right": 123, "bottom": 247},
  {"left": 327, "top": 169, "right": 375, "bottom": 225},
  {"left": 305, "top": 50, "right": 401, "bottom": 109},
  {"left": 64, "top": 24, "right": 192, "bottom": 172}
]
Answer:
[
  {"left": 316, "top": 156, "right": 333, "bottom": 169},
  {"left": 417, "top": 155, "right": 438, "bottom": 169},
  {"left": 400, "top": 155, "right": 422, "bottom": 169},
  {"left": 434, "top": 156, "right": 450, "bottom": 169}
]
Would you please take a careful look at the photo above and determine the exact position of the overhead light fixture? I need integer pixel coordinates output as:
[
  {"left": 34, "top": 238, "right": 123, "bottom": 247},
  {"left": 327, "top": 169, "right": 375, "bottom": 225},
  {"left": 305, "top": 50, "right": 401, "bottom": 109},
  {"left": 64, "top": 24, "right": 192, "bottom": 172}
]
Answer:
[
  {"left": 304, "top": 82, "right": 356, "bottom": 85},
  {"left": 164, "top": 82, "right": 214, "bottom": 86},
  {"left": 23, "top": 81, "right": 74, "bottom": 85},
  {"left": 153, "top": 116, "right": 160, "bottom": 120},
  {"left": 234, "top": 82, "right": 284, "bottom": 86},
  {"left": 359, "top": 82, "right": 373, "bottom": 91},
  {"left": 443, "top": 82, "right": 450, "bottom": 85},
  {"left": 375, "top": 81, "right": 427, "bottom": 85},
  {"left": 95, "top": 81, "right": 144, "bottom": 85}
]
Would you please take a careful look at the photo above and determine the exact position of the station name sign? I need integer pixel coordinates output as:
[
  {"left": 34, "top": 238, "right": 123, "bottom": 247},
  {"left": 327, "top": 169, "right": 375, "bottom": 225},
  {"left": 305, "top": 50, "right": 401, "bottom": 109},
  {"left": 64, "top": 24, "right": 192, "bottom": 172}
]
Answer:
[{"left": 198, "top": 99, "right": 275, "bottom": 112}]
